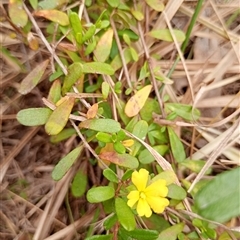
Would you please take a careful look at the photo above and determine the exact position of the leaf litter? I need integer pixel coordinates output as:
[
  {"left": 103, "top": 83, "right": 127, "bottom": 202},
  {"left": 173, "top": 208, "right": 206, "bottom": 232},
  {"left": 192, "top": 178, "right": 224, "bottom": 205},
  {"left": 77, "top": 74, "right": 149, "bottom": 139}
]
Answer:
[{"left": 1, "top": 1, "right": 239, "bottom": 239}]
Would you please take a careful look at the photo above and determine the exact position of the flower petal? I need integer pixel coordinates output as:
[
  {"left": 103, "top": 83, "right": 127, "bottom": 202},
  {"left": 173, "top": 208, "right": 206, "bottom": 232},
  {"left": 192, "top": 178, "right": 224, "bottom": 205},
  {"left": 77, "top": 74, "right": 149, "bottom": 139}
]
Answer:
[
  {"left": 127, "top": 190, "right": 140, "bottom": 207},
  {"left": 137, "top": 198, "right": 152, "bottom": 217},
  {"left": 145, "top": 179, "right": 168, "bottom": 197},
  {"left": 132, "top": 168, "right": 149, "bottom": 191},
  {"left": 146, "top": 195, "right": 169, "bottom": 214}
]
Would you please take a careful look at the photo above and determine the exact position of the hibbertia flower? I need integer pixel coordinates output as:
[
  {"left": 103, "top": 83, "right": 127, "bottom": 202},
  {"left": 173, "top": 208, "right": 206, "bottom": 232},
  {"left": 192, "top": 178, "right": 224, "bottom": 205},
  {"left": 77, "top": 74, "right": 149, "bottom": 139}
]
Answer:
[{"left": 127, "top": 168, "right": 169, "bottom": 218}]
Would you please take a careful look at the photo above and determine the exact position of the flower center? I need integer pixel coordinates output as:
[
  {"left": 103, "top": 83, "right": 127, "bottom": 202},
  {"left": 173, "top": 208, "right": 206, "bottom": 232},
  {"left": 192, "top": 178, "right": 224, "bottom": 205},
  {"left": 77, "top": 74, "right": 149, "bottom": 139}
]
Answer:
[{"left": 140, "top": 192, "right": 146, "bottom": 199}]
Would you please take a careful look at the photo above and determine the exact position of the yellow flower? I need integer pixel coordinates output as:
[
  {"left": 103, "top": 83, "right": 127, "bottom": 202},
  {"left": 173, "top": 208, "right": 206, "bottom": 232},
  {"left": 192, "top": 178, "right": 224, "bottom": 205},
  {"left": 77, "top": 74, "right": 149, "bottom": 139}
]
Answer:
[{"left": 127, "top": 168, "right": 169, "bottom": 218}]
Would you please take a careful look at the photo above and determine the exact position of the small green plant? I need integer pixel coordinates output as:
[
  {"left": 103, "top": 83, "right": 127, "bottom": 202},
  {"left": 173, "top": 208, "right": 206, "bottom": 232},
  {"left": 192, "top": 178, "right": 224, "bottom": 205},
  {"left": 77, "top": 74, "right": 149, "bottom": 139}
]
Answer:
[{"left": 11, "top": 0, "right": 240, "bottom": 239}]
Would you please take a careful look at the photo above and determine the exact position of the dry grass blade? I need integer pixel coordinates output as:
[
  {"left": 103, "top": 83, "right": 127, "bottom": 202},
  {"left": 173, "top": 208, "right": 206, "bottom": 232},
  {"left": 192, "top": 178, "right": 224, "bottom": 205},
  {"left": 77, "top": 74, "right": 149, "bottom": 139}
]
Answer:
[
  {"left": 189, "top": 118, "right": 240, "bottom": 192},
  {"left": 0, "top": 127, "right": 40, "bottom": 183}
]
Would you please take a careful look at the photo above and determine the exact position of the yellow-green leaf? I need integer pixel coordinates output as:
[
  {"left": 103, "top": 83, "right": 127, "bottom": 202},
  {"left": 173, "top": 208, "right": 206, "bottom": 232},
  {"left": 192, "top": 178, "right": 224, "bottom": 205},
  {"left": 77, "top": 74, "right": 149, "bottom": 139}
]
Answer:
[
  {"left": 125, "top": 85, "right": 152, "bottom": 117},
  {"left": 167, "top": 126, "right": 186, "bottom": 162},
  {"left": 148, "top": 29, "right": 186, "bottom": 42},
  {"left": 79, "top": 119, "right": 121, "bottom": 133},
  {"left": 115, "top": 197, "right": 136, "bottom": 231},
  {"left": 45, "top": 97, "right": 75, "bottom": 135},
  {"left": 131, "top": 9, "right": 144, "bottom": 21},
  {"left": 38, "top": 0, "right": 68, "bottom": 9},
  {"left": 50, "top": 128, "right": 76, "bottom": 143},
  {"left": 111, "top": 48, "right": 133, "bottom": 71},
  {"left": 87, "top": 186, "right": 115, "bottom": 203},
  {"left": 62, "top": 62, "right": 83, "bottom": 95},
  {"left": 48, "top": 79, "right": 62, "bottom": 104},
  {"left": 71, "top": 170, "right": 88, "bottom": 197},
  {"left": 52, "top": 146, "right": 83, "bottom": 181},
  {"left": 82, "top": 62, "right": 115, "bottom": 75},
  {"left": 19, "top": 59, "right": 49, "bottom": 95},
  {"left": 8, "top": 0, "right": 28, "bottom": 28},
  {"left": 145, "top": 0, "right": 164, "bottom": 12},
  {"left": 158, "top": 223, "right": 184, "bottom": 240},
  {"left": 94, "top": 28, "right": 113, "bottom": 62},
  {"left": 17, "top": 108, "right": 52, "bottom": 126},
  {"left": 34, "top": 9, "right": 69, "bottom": 26}
]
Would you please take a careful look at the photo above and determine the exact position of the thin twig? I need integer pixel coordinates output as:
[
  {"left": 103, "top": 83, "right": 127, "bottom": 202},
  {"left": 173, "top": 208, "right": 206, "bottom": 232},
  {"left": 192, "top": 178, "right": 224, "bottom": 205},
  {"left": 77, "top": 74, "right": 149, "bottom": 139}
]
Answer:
[
  {"left": 70, "top": 119, "right": 108, "bottom": 169},
  {"left": 23, "top": 4, "right": 68, "bottom": 75},
  {"left": 135, "top": 2, "right": 165, "bottom": 117},
  {"left": 110, "top": 15, "right": 132, "bottom": 89},
  {"left": 163, "top": 10, "right": 194, "bottom": 103},
  {"left": 188, "top": 117, "right": 240, "bottom": 192}
]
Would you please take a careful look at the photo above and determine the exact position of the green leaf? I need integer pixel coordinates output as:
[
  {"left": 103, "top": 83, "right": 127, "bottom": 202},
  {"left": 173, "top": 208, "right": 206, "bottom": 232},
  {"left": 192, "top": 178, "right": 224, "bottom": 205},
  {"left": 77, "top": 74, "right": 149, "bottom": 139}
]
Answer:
[
  {"left": 180, "top": 159, "right": 212, "bottom": 174},
  {"left": 165, "top": 103, "right": 200, "bottom": 121},
  {"left": 111, "top": 48, "right": 133, "bottom": 71},
  {"left": 116, "top": 129, "right": 126, "bottom": 141},
  {"left": 145, "top": 0, "right": 164, "bottom": 12},
  {"left": 131, "top": 120, "right": 148, "bottom": 156},
  {"left": 148, "top": 29, "right": 186, "bottom": 42},
  {"left": 131, "top": 9, "right": 144, "bottom": 21},
  {"left": 96, "top": 132, "right": 112, "bottom": 143},
  {"left": 29, "top": 0, "right": 38, "bottom": 9},
  {"left": 8, "top": 0, "right": 28, "bottom": 28},
  {"left": 115, "top": 197, "right": 136, "bottom": 231},
  {"left": 17, "top": 108, "right": 52, "bottom": 126},
  {"left": 38, "top": 0, "right": 67, "bottom": 9},
  {"left": 143, "top": 214, "right": 170, "bottom": 232},
  {"left": 113, "top": 141, "right": 126, "bottom": 154},
  {"left": 139, "top": 145, "right": 168, "bottom": 164},
  {"left": 45, "top": 97, "right": 75, "bottom": 135},
  {"left": 62, "top": 62, "right": 83, "bottom": 95},
  {"left": 129, "top": 47, "right": 139, "bottom": 62},
  {"left": 99, "top": 152, "right": 139, "bottom": 169},
  {"left": 167, "top": 126, "right": 186, "bottom": 162},
  {"left": 121, "top": 228, "right": 159, "bottom": 240},
  {"left": 118, "top": 29, "right": 139, "bottom": 41},
  {"left": 167, "top": 184, "right": 187, "bottom": 200},
  {"left": 121, "top": 169, "right": 134, "bottom": 181},
  {"left": 52, "top": 146, "right": 83, "bottom": 181},
  {"left": 79, "top": 119, "right": 121, "bottom": 133},
  {"left": 34, "top": 10, "right": 69, "bottom": 26},
  {"left": 50, "top": 128, "right": 76, "bottom": 143},
  {"left": 19, "top": 59, "right": 49, "bottom": 95},
  {"left": 106, "top": 0, "right": 120, "bottom": 8},
  {"left": 116, "top": 100, "right": 130, "bottom": 126},
  {"left": 195, "top": 167, "right": 240, "bottom": 223},
  {"left": 71, "top": 170, "right": 87, "bottom": 197},
  {"left": 157, "top": 223, "right": 185, "bottom": 240},
  {"left": 103, "top": 169, "right": 119, "bottom": 183},
  {"left": 104, "top": 214, "right": 118, "bottom": 230},
  {"left": 82, "top": 25, "right": 96, "bottom": 43},
  {"left": 49, "top": 69, "right": 63, "bottom": 82},
  {"left": 132, "top": 120, "right": 148, "bottom": 139},
  {"left": 123, "top": 34, "right": 131, "bottom": 46},
  {"left": 85, "top": 38, "right": 97, "bottom": 55},
  {"left": 82, "top": 62, "right": 115, "bottom": 75},
  {"left": 151, "top": 170, "right": 177, "bottom": 186},
  {"left": 69, "top": 12, "right": 82, "bottom": 44},
  {"left": 101, "top": 82, "right": 110, "bottom": 99},
  {"left": 140, "top": 98, "right": 160, "bottom": 122},
  {"left": 94, "top": 28, "right": 113, "bottom": 62},
  {"left": 48, "top": 79, "right": 62, "bottom": 104},
  {"left": 85, "top": 235, "right": 113, "bottom": 240},
  {"left": 87, "top": 186, "right": 115, "bottom": 203}
]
